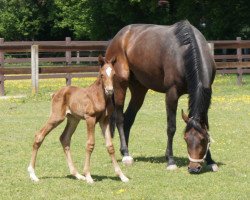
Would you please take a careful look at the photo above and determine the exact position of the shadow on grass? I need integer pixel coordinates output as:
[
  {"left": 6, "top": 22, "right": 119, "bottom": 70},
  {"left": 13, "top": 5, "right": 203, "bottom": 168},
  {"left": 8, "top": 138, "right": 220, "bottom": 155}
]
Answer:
[
  {"left": 91, "top": 175, "right": 122, "bottom": 182},
  {"left": 40, "top": 174, "right": 122, "bottom": 182},
  {"left": 39, "top": 175, "right": 76, "bottom": 180},
  {"left": 133, "top": 155, "right": 189, "bottom": 167},
  {"left": 132, "top": 155, "right": 225, "bottom": 173}
]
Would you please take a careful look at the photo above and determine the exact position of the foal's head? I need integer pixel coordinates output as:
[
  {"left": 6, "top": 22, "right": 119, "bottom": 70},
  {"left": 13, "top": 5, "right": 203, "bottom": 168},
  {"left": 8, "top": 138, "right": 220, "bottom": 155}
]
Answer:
[
  {"left": 98, "top": 55, "right": 116, "bottom": 96},
  {"left": 182, "top": 110, "right": 210, "bottom": 174}
]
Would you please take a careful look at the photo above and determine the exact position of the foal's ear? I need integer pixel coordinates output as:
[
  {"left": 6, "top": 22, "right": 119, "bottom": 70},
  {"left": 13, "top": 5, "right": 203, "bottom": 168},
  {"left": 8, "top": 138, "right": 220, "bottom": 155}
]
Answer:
[
  {"left": 181, "top": 109, "right": 189, "bottom": 123},
  {"left": 109, "top": 56, "right": 116, "bottom": 65},
  {"left": 98, "top": 54, "right": 105, "bottom": 67}
]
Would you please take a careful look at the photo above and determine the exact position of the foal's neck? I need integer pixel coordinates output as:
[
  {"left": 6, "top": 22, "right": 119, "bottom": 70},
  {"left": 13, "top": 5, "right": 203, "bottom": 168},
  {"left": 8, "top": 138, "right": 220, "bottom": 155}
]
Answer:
[{"left": 89, "top": 76, "right": 107, "bottom": 100}]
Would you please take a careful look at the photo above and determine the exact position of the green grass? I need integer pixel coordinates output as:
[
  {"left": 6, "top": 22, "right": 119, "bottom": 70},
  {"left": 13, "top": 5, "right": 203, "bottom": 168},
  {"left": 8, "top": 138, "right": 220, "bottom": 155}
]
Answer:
[{"left": 0, "top": 75, "right": 250, "bottom": 199}]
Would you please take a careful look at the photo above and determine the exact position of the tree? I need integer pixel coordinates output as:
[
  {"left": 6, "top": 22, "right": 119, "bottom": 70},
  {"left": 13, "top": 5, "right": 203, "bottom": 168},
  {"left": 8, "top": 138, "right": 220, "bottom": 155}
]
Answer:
[
  {"left": 0, "top": 0, "right": 69, "bottom": 40},
  {"left": 174, "top": 0, "right": 250, "bottom": 40},
  {"left": 0, "top": 0, "right": 250, "bottom": 40}
]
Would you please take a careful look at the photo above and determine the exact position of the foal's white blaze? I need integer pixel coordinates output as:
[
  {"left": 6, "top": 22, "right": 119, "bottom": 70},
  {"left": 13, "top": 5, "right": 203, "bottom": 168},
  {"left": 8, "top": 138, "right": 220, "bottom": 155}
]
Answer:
[{"left": 106, "top": 66, "right": 112, "bottom": 77}]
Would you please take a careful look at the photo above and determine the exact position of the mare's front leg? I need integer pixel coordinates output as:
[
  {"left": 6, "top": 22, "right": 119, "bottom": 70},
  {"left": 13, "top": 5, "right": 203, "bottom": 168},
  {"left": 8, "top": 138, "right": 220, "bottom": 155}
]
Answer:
[
  {"left": 205, "top": 149, "right": 219, "bottom": 172},
  {"left": 83, "top": 117, "right": 96, "bottom": 184},
  {"left": 60, "top": 115, "right": 85, "bottom": 180},
  {"left": 100, "top": 119, "right": 129, "bottom": 182},
  {"left": 113, "top": 78, "right": 132, "bottom": 165},
  {"left": 165, "top": 87, "right": 179, "bottom": 170},
  {"left": 122, "top": 79, "right": 148, "bottom": 164}
]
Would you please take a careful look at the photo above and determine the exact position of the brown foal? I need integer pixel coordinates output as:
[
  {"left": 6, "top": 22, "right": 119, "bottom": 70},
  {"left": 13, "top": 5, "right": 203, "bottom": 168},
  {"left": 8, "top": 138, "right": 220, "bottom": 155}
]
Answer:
[{"left": 28, "top": 55, "right": 129, "bottom": 183}]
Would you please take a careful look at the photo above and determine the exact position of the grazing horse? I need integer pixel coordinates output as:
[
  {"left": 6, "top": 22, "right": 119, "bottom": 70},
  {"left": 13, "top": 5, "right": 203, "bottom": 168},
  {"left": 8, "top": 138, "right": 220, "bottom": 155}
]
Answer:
[
  {"left": 28, "top": 55, "right": 129, "bottom": 183},
  {"left": 105, "top": 20, "right": 218, "bottom": 173}
]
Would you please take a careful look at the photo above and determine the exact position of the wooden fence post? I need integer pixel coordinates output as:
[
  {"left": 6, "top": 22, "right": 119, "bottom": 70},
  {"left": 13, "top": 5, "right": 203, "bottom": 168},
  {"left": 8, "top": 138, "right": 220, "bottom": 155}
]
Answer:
[
  {"left": 0, "top": 38, "right": 5, "bottom": 96},
  {"left": 236, "top": 37, "right": 243, "bottom": 85},
  {"left": 31, "top": 45, "right": 39, "bottom": 94},
  {"left": 65, "top": 37, "right": 72, "bottom": 86},
  {"left": 76, "top": 51, "right": 80, "bottom": 64}
]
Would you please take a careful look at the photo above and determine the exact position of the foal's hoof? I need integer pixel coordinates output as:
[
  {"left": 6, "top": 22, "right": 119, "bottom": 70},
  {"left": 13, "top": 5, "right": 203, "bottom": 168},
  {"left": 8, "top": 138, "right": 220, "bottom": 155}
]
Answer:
[
  {"left": 120, "top": 175, "right": 129, "bottom": 183},
  {"left": 75, "top": 173, "right": 86, "bottom": 180},
  {"left": 166, "top": 164, "right": 178, "bottom": 171},
  {"left": 122, "top": 156, "right": 134, "bottom": 166},
  {"left": 208, "top": 163, "right": 219, "bottom": 172},
  {"left": 28, "top": 165, "right": 39, "bottom": 182},
  {"left": 86, "top": 177, "right": 94, "bottom": 184}
]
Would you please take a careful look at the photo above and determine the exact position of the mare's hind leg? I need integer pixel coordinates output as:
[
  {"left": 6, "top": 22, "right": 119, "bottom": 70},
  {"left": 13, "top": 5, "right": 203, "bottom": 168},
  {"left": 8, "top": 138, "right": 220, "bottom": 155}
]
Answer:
[
  {"left": 122, "top": 78, "right": 148, "bottom": 164},
  {"left": 28, "top": 114, "right": 65, "bottom": 182},
  {"left": 100, "top": 119, "right": 129, "bottom": 182},
  {"left": 205, "top": 149, "right": 219, "bottom": 172},
  {"left": 165, "top": 87, "right": 180, "bottom": 170},
  {"left": 59, "top": 115, "right": 86, "bottom": 180}
]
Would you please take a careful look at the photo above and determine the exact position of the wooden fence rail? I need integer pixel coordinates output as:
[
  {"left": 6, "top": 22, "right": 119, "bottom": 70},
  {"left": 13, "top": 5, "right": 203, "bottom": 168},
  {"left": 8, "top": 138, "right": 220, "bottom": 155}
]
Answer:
[{"left": 0, "top": 37, "right": 250, "bottom": 96}]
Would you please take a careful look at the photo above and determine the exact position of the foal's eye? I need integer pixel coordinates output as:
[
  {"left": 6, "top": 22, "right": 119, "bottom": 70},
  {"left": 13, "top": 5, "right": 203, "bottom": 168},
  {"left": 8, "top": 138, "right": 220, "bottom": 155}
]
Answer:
[{"left": 101, "top": 74, "right": 104, "bottom": 78}]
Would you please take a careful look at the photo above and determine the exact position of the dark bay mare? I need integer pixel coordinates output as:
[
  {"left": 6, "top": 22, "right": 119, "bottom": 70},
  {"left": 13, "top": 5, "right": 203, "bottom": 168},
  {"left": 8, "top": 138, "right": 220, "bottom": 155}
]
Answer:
[{"left": 105, "top": 20, "right": 218, "bottom": 173}]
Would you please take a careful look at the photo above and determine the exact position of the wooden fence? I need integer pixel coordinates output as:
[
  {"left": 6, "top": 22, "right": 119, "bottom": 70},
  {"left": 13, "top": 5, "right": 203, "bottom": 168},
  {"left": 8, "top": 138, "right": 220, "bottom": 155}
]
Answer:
[
  {"left": 210, "top": 37, "right": 250, "bottom": 85},
  {"left": 0, "top": 37, "right": 250, "bottom": 96},
  {"left": 0, "top": 37, "right": 109, "bottom": 95}
]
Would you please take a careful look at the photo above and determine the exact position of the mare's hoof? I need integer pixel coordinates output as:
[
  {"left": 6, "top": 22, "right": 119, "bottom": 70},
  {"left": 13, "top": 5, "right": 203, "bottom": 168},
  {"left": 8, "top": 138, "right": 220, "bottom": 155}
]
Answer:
[
  {"left": 208, "top": 164, "right": 219, "bottom": 172},
  {"left": 122, "top": 156, "right": 134, "bottom": 166},
  {"left": 166, "top": 164, "right": 178, "bottom": 171}
]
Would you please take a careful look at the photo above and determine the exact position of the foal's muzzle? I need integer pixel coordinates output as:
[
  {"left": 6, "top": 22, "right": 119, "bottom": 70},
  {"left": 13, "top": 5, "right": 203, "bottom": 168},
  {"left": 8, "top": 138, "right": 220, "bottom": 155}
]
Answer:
[{"left": 105, "top": 87, "right": 114, "bottom": 96}]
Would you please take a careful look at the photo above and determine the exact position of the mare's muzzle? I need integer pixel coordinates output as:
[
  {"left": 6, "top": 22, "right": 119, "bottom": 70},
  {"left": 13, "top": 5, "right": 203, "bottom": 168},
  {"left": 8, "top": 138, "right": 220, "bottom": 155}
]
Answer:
[{"left": 188, "top": 165, "right": 202, "bottom": 174}]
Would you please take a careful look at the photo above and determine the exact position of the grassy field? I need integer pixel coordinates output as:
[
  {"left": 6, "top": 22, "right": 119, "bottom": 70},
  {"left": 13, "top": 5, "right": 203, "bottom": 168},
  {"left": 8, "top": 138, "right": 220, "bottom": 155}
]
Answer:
[{"left": 0, "top": 75, "right": 250, "bottom": 199}]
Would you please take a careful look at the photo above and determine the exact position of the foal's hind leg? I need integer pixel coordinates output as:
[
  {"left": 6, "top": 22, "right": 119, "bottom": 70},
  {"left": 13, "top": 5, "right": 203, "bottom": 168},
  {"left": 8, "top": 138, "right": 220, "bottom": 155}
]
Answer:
[
  {"left": 83, "top": 117, "right": 96, "bottom": 184},
  {"left": 100, "top": 119, "right": 129, "bottom": 182},
  {"left": 60, "top": 115, "right": 85, "bottom": 180},
  {"left": 122, "top": 79, "right": 148, "bottom": 164},
  {"left": 28, "top": 114, "right": 65, "bottom": 182},
  {"left": 165, "top": 87, "right": 180, "bottom": 170}
]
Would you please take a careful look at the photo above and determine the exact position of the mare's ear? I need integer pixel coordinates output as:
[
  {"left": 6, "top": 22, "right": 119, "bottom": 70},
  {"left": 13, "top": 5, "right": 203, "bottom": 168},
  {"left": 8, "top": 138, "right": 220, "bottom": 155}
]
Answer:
[
  {"left": 181, "top": 109, "right": 189, "bottom": 123},
  {"left": 98, "top": 54, "right": 105, "bottom": 67}
]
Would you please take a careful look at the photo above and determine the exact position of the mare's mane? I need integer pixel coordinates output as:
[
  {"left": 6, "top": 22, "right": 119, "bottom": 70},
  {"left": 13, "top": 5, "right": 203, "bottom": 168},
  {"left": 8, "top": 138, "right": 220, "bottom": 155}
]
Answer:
[{"left": 174, "top": 20, "right": 211, "bottom": 130}]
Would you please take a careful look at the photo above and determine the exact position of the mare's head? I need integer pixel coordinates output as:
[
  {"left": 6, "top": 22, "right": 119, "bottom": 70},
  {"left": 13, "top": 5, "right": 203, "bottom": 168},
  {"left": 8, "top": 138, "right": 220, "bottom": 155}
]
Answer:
[
  {"left": 182, "top": 110, "right": 210, "bottom": 174},
  {"left": 98, "top": 55, "right": 116, "bottom": 96}
]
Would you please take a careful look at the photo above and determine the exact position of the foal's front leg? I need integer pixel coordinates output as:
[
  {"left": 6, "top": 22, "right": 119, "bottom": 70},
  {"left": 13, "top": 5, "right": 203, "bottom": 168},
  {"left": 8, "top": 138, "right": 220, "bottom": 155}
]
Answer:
[
  {"left": 83, "top": 117, "right": 96, "bottom": 184},
  {"left": 100, "top": 119, "right": 129, "bottom": 182}
]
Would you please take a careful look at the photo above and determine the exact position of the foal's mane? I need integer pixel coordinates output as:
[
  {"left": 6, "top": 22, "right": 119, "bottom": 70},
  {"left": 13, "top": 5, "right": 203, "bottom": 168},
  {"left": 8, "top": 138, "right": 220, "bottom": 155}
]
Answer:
[{"left": 174, "top": 20, "right": 211, "bottom": 129}]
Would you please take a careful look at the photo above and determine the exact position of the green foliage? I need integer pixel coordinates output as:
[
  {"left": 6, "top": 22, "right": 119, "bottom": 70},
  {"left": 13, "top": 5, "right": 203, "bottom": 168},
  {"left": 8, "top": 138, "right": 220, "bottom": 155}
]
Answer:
[
  {"left": 0, "top": 0, "right": 250, "bottom": 40},
  {"left": 54, "top": 0, "right": 170, "bottom": 40},
  {"left": 174, "top": 0, "right": 250, "bottom": 39},
  {"left": 0, "top": 0, "right": 71, "bottom": 40},
  {"left": 0, "top": 75, "right": 250, "bottom": 199}
]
